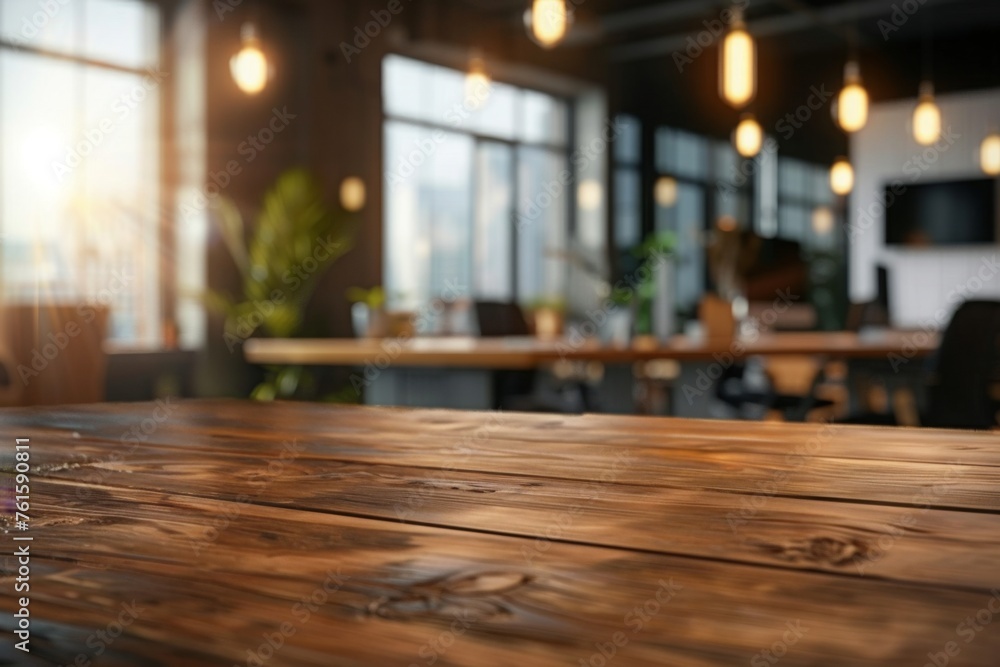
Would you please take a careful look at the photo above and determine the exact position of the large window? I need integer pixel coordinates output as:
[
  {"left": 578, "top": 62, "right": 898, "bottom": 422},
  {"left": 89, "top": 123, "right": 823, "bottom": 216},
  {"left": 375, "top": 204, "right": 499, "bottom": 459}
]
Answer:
[
  {"left": 776, "top": 156, "right": 837, "bottom": 251},
  {"left": 383, "top": 55, "right": 570, "bottom": 310},
  {"left": 0, "top": 0, "right": 162, "bottom": 345},
  {"left": 652, "top": 127, "right": 753, "bottom": 311}
]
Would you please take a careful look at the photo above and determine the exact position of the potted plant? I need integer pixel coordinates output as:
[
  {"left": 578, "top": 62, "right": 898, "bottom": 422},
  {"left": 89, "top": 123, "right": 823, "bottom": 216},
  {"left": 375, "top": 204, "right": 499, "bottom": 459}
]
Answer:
[
  {"left": 523, "top": 296, "right": 566, "bottom": 340},
  {"left": 631, "top": 231, "right": 677, "bottom": 341},
  {"left": 345, "top": 286, "right": 387, "bottom": 337},
  {"left": 204, "top": 168, "right": 355, "bottom": 400}
]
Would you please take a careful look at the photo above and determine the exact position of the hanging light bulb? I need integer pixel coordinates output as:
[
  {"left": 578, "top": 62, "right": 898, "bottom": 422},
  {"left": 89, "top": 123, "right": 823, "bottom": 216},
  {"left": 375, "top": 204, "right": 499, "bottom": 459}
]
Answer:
[
  {"left": 524, "top": 0, "right": 570, "bottom": 49},
  {"left": 654, "top": 176, "right": 678, "bottom": 208},
  {"left": 734, "top": 114, "right": 763, "bottom": 158},
  {"left": 979, "top": 134, "right": 1000, "bottom": 176},
  {"left": 720, "top": 6, "right": 756, "bottom": 108},
  {"left": 811, "top": 206, "right": 835, "bottom": 235},
  {"left": 465, "top": 54, "right": 491, "bottom": 109},
  {"left": 830, "top": 158, "right": 854, "bottom": 196},
  {"left": 836, "top": 61, "right": 868, "bottom": 133},
  {"left": 577, "top": 179, "right": 603, "bottom": 211},
  {"left": 230, "top": 23, "right": 268, "bottom": 95},
  {"left": 340, "top": 177, "right": 366, "bottom": 212},
  {"left": 912, "top": 82, "right": 941, "bottom": 145}
]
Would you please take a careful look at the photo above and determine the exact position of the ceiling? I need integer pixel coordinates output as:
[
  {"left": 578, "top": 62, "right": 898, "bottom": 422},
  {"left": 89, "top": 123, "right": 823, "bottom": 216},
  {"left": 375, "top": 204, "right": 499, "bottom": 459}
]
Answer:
[{"left": 449, "top": 0, "right": 1000, "bottom": 161}]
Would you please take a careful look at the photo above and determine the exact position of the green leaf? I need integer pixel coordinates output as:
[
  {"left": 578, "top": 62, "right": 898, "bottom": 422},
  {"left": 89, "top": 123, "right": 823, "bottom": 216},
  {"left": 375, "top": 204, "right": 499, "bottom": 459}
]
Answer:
[{"left": 210, "top": 197, "right": 250, "bottom": 280}]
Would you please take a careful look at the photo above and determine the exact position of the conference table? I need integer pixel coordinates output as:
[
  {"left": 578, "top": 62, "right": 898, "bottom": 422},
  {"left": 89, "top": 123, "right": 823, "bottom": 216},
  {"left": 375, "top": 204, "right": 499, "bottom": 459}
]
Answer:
[
  {"left": 244, "top": 331, "right": 938, "bottom": 414},
  {"left": 1, "top": 399, "right": 997, "bottom": 665}
]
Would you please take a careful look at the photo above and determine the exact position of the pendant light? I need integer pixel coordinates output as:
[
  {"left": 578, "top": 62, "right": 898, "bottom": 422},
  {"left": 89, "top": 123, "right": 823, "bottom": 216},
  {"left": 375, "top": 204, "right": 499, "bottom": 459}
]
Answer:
[
  {"left": 830, "top": 158, "right": 854, "bottom": 196},
  {"left": 912, "top": 20, "right": 941, "bottom": 145},
  {"left": 913, "top": 82, "right": 941, "bottom": 145},
  {"left": 524, "top": 0, "right": 570, "bottom": 49},
  {"left": 734, "top": 114, "right": 763, "bottom": 158},
  {"left": 720, "top": 6, "right": 756, "bottom": 108},
  {"left": 981, "top": 134, "right": 1000, "bottom": 176},
  {"left": 654, "top": 176, "right": 678, "bottom": 208},
  {"left": 230, "top": 22, "right": 268, "bottom": 95},
  {"left": 836, "top": 61, "right": 868, "bottom": 133},
  {"left": 465, "top": 53, "right": 491, "bottom": 108}
]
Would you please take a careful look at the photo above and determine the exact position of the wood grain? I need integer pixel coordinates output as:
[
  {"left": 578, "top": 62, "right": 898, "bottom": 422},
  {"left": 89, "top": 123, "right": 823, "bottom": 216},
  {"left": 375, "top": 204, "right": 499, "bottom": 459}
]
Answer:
[{"left": 2, "top": 399, "right": 998, "bottom": 666}]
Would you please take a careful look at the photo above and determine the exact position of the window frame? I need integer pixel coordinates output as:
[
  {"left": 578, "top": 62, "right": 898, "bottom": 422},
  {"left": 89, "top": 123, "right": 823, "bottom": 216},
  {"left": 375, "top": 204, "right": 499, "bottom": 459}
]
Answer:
[
  {"left": 380, "top": 53, "right": 575, "bottom": 308},
  {"left": 0, "top": 0, "right": 172, "bottom": 348}
]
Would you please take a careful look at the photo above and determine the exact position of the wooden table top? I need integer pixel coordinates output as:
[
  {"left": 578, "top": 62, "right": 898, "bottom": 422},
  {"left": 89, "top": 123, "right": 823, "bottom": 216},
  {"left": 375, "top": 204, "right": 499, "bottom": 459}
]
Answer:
[
  {"left": 244, "top": 330, "right": 938, "bottom": 368},
  {"left": 2, "top": 399, "right": 997, "bottom": 665}
]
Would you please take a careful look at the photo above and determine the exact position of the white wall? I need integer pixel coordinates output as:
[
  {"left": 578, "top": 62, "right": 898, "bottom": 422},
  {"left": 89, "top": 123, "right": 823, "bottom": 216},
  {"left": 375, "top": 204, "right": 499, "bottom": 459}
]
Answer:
[{"left": 850, "top": 87, "right": 1000, "bottom": 329}]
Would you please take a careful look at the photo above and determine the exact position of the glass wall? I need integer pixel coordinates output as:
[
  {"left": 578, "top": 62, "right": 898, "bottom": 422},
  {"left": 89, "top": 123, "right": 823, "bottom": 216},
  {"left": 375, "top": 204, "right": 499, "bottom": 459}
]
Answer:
[
  {"left": 0, "top": 0, "right": 162, "bottom": 345},
  {"left": 382, "top": 55, "right": 570, "bottom": 310}
]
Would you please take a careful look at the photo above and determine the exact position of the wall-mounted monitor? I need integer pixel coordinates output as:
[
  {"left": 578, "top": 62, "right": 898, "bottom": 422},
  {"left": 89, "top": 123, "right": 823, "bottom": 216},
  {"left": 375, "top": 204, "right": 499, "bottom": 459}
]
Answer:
[{"left": 884, "top": 178, "right": 998, "bottom": 246}]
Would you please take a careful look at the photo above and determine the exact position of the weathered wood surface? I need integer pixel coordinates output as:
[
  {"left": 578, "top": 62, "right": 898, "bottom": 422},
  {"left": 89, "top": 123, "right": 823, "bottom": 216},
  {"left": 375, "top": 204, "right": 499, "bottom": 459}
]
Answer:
[
  {"left": 2, "top": 399, "right": 999, "bottom": 666},
  {"left": 243, "top": 330, "right": 938, "bottom": 368}
]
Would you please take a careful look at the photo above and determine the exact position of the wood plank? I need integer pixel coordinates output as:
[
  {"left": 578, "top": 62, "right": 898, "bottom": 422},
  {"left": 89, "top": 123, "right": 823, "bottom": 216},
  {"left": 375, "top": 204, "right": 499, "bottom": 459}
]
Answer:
[
  {"left": 14, "top": 401, "right": 1000, "bottom": 514},
  {"left": 3, "top": 481, "right": 999, "bottom": 667},
  {"left": 16, "top": 399, "right": 992, "bottom": 468},
  {"left": 31, "top": 462, "right": 1000, "bottom": 591}
]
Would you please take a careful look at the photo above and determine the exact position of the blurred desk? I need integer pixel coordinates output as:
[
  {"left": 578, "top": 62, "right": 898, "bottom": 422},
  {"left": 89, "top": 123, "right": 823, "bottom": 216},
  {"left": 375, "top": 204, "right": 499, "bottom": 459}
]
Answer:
[
  {"left": 3, "top": 399, "right": 1000, "bottom": 664},
  {"left": 244, "top": 332, "right": 937, "bottom": 413},
  {"left": 244, "top": 331, "right": 937, "bottom": 368}
]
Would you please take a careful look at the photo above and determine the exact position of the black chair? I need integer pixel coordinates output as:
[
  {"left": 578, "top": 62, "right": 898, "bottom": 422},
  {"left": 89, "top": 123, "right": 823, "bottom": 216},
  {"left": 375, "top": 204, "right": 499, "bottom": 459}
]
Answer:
[
  {"left": 714, "top": 358, "right": 834, "bottom": 422},
  {"left": 473, "top": 301, "right": 592, "bottom": 413},
  {"left": 840, "top": 300, "right": 1000, "bottom": 429},
  {"left": 923, "top": 300, "right": 1000, "bottom": 429},
  {"left": 474, "top": 302, "right": 536, "bottom": 410},
  {"left": 847, "top": 265, "right": 892, "bottom": 331}
]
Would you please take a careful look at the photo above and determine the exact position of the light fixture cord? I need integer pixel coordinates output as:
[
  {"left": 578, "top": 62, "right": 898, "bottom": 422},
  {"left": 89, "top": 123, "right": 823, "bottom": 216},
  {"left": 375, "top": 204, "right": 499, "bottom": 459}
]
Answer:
[{"left": 921, "top": 8, "right": 933, "bottom": 84}]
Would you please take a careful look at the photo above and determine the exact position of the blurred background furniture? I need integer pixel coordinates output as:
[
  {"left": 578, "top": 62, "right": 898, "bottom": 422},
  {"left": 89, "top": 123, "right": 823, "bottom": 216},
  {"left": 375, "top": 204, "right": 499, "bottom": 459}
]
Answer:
[
  {"left": 474, "top": 301, "right": 595, "bottom": 412},
  {"left": 0, "top": 304, "right": 108, "bottom": 406},
  {"left": 839, "top": 299, "right": 1000, "bottom": 429},
  {"left": 923, "top": 300, "right": 1000, "bottom": 429}
]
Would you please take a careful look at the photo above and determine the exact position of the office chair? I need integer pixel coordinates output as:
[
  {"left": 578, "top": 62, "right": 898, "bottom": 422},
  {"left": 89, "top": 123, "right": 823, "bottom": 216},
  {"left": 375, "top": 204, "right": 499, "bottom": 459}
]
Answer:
[
  {"left": 473, "top": 301, "right": 593, "bottom": 413},
  {"left": 838, "top": 300, "right": 1000, "bottom": 429},
  {"left": 714, "top": 357, "right": 835, "bottom": 422},
  {"left": 923, "top": 300, "right": 1000, "bottom": 429}
]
